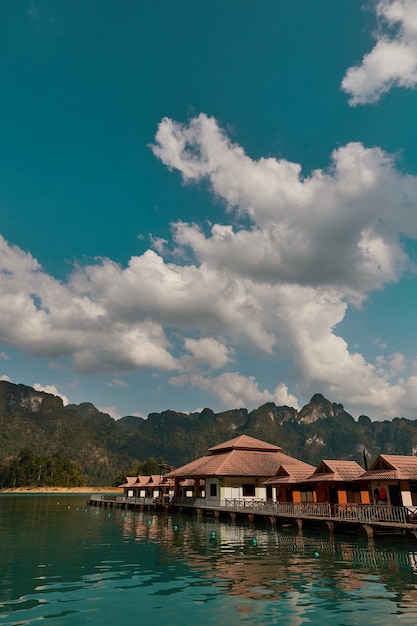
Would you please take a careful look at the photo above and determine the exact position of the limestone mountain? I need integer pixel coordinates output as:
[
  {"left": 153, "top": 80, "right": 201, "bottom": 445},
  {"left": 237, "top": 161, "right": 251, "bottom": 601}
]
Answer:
[{"left": 1, "top": 381, "right": 417, "bottom": 484}]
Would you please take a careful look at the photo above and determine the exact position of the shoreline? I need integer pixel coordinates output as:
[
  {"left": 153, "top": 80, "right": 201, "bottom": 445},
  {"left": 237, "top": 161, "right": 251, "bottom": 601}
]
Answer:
[{"left": 0, "top": 486, "right": 123, "bottom": 494}]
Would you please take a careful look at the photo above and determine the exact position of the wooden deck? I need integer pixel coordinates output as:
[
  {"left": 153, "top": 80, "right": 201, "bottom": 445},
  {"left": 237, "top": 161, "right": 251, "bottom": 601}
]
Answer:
[{"left": 88, "top": 494, "right": 417, "bottom": 540}]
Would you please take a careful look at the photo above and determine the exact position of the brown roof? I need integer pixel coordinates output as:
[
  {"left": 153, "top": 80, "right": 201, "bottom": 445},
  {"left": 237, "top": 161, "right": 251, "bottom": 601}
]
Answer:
[
  {"left": 171, "top": 436, "right": 302, "bottom": 478},
  {"left": 208, "top": 435, "right": 281, "bottom": 453},
  {"left": 303, "top": 460, "right": 364, "bottom": 483},
  {"left": 119, "top": 474, "right": 173, "bottom": 488},
  {"left": 263, "top": 459, "right": 316, "bottom": 485},
  {"left": 358, "top": 454, "right": 417, "bottom": 481}
]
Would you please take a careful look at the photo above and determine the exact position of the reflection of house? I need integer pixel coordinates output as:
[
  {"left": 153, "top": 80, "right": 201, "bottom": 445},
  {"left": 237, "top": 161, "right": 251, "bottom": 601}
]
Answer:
[
  {"left": 301, "top": 460, "right": 369, "bottom": 505},
  {"left": 120, "top": 474, "right": 174, "bottom": 499},
  {"left": 170, "top": 435, "right": 312, "bottom": 504},
  {"left": 356, "top": 455, "right": 417, "bottom": 507}
]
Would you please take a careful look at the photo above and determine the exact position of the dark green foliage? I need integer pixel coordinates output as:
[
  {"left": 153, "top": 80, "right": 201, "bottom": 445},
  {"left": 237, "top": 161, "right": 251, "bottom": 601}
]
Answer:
[
  {"left": 111, "top": 456, "right": 166, "bottom": 486},
  {"left": 2, "top": 381, "right": 417, "bottom": 485},
  {"left": 0, "top": 448, "right": 85, "bottom": 488}
]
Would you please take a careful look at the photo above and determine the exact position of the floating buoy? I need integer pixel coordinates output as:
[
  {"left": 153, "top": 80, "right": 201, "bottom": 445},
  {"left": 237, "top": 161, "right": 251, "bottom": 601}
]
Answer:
[
  {"left": 211, "top": 531, "right": 216, "bottom": 538},
  {"left": 174, "top": 525, "right": 178, "bottom": 531},
  {"left": 314, "top": 551, "right": 319, "bottom": 558},
  {"left": 252, "top": 539, "right": 257, "bottom": 546},
  {"left": 107, "top": 513, "right": 111, "bottom": 518}
]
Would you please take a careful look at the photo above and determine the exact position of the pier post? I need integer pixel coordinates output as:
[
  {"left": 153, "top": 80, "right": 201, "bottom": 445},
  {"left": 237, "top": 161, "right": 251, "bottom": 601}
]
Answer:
[
  {"left": 359, "top": 524, "right": 374, "bottom": 539},
  {"left": 322, "top": 521, "right": 334, "bottom": 533}
]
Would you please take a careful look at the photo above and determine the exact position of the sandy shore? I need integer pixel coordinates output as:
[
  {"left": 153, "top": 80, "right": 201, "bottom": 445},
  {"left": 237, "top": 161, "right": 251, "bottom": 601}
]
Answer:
[{"left": 0, "top": 486, "right": 123, "bottom": 494}]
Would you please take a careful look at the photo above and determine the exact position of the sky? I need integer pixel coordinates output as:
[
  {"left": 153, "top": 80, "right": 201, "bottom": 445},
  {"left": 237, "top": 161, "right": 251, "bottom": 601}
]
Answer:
[{"left": 1, "top": 0, "right": 417, "bottom": 421}]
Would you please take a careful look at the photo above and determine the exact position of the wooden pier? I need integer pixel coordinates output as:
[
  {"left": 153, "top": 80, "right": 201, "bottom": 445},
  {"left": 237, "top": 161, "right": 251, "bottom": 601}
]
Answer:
[{"left": 88, "top": 494, "right": 417, "bottom": 540}]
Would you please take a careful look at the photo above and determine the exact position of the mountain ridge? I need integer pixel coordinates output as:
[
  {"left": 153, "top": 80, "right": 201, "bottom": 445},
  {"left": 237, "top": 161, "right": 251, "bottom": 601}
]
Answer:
[{"left": 1, "top": 382, "right": 417, "bottom": 484}]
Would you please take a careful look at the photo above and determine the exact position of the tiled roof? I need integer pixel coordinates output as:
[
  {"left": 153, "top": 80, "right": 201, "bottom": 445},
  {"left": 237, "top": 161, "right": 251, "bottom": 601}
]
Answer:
[
  {"left": 208, "top": 435, "right": 281, "bottom": 453},
  {"left": 119, "top": 474, "right": 174, "bottom": 488},
  {"left": 358, "top": 454, "right": 417, "bottom": 481},
  {"left": 172, "top": 447, "right": 307, "bottom": 478},
  {"left": 303, "top": 460, "right": 364, "bottom": 483},
  {"left": 263, "top": 459, "right": 315, "bottom": 485}
]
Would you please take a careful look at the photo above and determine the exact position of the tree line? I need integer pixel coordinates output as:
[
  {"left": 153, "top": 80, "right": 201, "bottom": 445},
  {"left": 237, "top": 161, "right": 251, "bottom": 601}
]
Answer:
[
  {"left": 0, "top": 449, "right": 167, "bottom": 488},
  {"left": 0, "top": 448, "right": 85, "bottom": 488}
]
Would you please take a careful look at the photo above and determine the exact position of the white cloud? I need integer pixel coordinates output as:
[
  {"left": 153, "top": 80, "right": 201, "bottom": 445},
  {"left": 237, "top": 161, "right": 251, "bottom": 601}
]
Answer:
[
  {"left": 170, "top": 372, "right": 300, "bottom": 411},
  {"left": 0, "top": 352, "right": 10, "bottom": 360},
  {"left": 2, "top": 116, "right": 417, "bottom": 419},
  {"left": 342, "top": 0, "right": 417, "bottom": 105},
  {"left": 97, "top": 405, "right": 122, "bottom": 420},
  {"left": 33, "top": 383, "right": 69, "bottom": 405},
  {"left": 104, "top": 379, "right": 129, "bottom": 388},
  {"left": 182, "top": 337, "right": 233, "bottom": 369},
  {"left": 153, "top": 115, "right": 417, "bottom": 299},
  {"left": 0, "top": 374, "right": 12, "bottom": 382}
]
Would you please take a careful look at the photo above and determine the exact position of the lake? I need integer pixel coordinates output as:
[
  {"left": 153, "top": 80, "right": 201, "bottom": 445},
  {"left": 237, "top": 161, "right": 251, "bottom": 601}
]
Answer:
[{"left": 1, "top": 494, "right": 417, "bottom": 625}]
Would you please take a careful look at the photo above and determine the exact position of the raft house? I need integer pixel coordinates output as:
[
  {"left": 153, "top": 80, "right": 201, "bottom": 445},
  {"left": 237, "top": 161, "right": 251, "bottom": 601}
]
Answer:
[{"left": 89, "top": 435, "right": 417, "bottom": 540}]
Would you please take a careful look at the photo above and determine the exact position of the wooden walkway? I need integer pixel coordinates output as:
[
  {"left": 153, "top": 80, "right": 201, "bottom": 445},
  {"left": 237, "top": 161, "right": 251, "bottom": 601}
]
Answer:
[{"left": 88, "top": 494, "right": 417, "bottom": 540}]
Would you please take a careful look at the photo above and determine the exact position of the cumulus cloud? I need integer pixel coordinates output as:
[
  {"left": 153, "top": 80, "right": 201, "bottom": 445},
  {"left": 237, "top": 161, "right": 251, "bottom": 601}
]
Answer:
[
  {"left": 2, "top": 115, "right": 417, "bottom": 418},
  {"left": 170, "top": 372, "right": 300, "bottom": 410},
  {"left": 153, "top": 114, "right": 416, "bottom": 299},
  {"left": 182, "top": 337, "right": 233, "bottom": 370},
  {"left": 342, "top": 0, "right": 417, "bottom": 105},
  {"left": 33, "top": 383, "right": 69, "bottom": 405}
]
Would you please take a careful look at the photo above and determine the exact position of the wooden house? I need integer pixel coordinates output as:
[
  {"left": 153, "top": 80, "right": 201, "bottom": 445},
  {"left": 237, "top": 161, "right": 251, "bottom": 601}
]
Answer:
[
  {"left": 301, "top": 460, "right": 369, "bottom": 505},
  {"left": 119, "top": 474, "right": 174, "bottom": 500},
  {"left": 263, "top": 459, "right": 316, "bottom": 502},
  {"left": 169, "top": 434, "right": 311, "bottom": 504},
  {"left": 356, "top": 454, "right": 417, "bottom": 508}
]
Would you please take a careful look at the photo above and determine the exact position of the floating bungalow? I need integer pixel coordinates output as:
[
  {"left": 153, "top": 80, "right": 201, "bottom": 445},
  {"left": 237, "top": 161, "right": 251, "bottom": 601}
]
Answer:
[
  {"left": 119, "top": 474, "right": 174, "bottom": 500},
  {"left": 90, "top": 435, "right": 417, "bottom": 539},
  {"left": 168, "top": 435, "right": 313, "bottom": 504},
  {"left": 355, "top": 454, "right": 417, "bottom": 510},
  {"left": 299, "top": 460, "right": 370, "bottom": 506}
]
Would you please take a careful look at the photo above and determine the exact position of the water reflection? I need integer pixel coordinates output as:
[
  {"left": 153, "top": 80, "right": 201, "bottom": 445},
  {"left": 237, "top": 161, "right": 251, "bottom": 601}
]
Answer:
[
  {"left": 120, "top": 508, "right": 417, "bottom": 606},
  {"left": 2, "top": 495, "right": 417, "bottom": 625}
]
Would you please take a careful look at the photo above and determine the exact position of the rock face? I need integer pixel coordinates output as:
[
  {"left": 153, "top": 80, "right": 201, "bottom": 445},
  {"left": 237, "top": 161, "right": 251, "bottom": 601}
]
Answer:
[
  {"left": 1, "top": 380, "right": 417, "bottom": 483},
  {"left": 296, "top": 393, "right": 346, "bottom": 424}
]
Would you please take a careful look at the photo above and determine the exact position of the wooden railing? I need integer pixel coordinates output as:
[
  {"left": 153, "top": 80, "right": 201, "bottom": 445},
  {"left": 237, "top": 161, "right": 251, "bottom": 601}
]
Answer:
[
  {"left": 173, "top": 497, "right": 413, "bottom": 524},
  {"left": 222, "top": 499, "right": 331, "bottom": 517},
  {"left": 334, "top": 503, "right": 409, "bottom": 524},
  {"left": 91, "top": 494, "right": 415, "bottom": 526}
]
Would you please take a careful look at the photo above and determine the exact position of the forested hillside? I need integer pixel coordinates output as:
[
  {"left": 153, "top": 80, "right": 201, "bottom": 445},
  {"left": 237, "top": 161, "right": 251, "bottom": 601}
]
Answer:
[{"left": 1, "top": 381, "right": 417, "bottom": 485}]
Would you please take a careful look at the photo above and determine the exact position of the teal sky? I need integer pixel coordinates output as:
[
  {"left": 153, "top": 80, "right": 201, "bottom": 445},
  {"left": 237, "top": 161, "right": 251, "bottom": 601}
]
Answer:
[{"left": 1, "top": 0, "right": 417, "bottom": 420}]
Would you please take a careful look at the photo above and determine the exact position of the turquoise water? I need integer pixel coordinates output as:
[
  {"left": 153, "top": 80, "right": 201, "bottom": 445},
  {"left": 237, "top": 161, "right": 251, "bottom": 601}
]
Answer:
[{"left": 1, "top": 496, "right": 417, "bottom": 625}]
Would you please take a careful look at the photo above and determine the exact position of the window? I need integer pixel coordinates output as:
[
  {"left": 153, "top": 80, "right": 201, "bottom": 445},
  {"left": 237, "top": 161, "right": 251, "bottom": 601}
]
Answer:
[
  {"left": 346, "top": 482, "right": 361, "bottom": 504},
  {"left": 300, "top": 489, "right": 314, "bottom": 503},
  {"left": 210, "top": 483, "right": 217, "bottom": 497},
  {"left": 242, "top": 484, "right": 256, "bottom": 497},
  {"left": 410, "top": 482, "right": 417, "bottom": 505}
]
